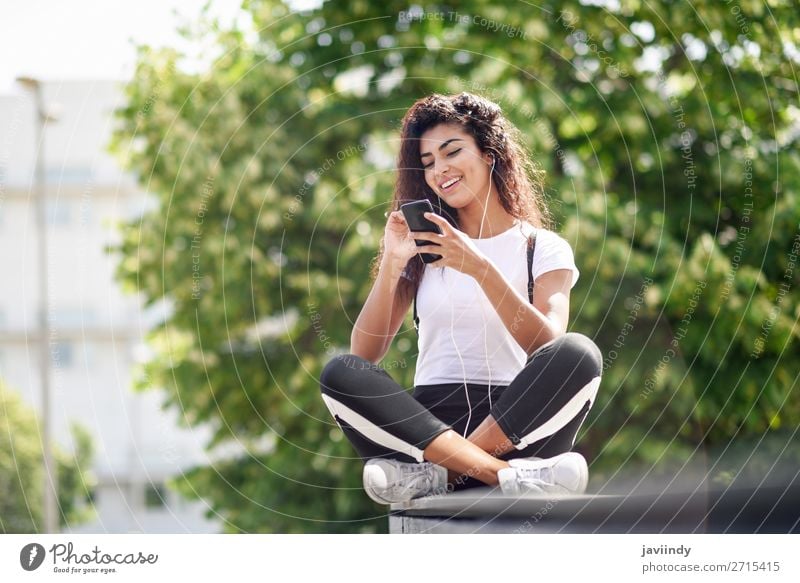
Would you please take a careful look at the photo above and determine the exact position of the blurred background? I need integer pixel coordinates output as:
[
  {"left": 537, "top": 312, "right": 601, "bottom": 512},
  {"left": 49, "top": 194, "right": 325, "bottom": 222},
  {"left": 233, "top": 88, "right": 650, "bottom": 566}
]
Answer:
[{"left": 0, "top": 0, "right": 798, "bottom": 534}]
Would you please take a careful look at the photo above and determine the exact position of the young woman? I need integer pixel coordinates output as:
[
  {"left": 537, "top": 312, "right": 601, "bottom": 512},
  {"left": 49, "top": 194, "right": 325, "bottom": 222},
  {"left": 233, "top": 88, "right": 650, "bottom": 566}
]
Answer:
[{"left": 319, "top": 92, "right": 603, "bottom": 504}]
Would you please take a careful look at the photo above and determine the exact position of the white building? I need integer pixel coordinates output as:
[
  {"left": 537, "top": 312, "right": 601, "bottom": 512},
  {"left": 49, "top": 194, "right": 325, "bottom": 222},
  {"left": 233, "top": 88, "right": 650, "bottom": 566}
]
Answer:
[{"left": 0, "top": 79, "right": 220, "bottom": 533}]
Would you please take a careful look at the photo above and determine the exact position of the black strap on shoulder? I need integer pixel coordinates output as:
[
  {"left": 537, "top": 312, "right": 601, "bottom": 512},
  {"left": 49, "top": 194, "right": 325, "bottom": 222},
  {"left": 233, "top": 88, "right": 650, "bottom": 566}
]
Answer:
[
  {"left": 413, "top": 275, "right": 420, "bottom": 331},
  {"left": 412, "top": 229, "right": 537, "bottom": 332},
  {"left": 527, "top": 229, "right": 537, "bottom": 304}
]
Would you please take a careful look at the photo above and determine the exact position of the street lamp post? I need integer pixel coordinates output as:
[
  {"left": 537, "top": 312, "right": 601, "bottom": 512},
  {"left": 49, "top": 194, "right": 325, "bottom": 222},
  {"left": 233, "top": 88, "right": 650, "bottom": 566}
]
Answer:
[{"left": 17, "top": 75, "right": 58, "bottom": 534}]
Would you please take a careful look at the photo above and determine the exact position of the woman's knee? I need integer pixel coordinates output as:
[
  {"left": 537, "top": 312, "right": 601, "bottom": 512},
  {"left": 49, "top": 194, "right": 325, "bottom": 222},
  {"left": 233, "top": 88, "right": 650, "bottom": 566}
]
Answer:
[
  {"left": 319, "top": 352, "right": 377, "bottom": 396},
  {"left": 320, "top": 353, "right": 355, "bottom": 395},
  {"left": 546, "top": 332, "right": 603, "bottom": 378}
]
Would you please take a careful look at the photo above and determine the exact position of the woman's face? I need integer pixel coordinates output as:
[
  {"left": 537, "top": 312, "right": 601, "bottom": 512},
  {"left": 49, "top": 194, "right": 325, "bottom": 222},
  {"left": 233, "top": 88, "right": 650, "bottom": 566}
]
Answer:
[{"left": 418, "top": 123, "right": 494, "bottom": 208}]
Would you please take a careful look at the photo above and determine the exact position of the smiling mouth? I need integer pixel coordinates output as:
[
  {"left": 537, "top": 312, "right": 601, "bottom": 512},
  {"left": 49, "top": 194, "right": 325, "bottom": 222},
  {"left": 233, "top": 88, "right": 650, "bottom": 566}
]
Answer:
[{"left": 440, "top": 176, "right": 462, "bottom": 192}]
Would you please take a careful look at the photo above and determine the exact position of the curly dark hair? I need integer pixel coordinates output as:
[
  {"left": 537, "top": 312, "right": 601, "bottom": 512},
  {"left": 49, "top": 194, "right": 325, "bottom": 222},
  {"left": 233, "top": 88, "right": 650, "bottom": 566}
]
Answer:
[{"left": 370, "top": 91, "right": 552, "bottom": 308}]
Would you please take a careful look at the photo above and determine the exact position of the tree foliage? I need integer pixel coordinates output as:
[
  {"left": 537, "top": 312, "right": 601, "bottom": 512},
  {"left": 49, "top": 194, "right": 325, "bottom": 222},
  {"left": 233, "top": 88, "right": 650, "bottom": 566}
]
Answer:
[
  {"left": 0, "top": 381, "right": 95, "bottom": 533},
  {"left": 110, "top": 0, "right": 800, "bottom": 532}
]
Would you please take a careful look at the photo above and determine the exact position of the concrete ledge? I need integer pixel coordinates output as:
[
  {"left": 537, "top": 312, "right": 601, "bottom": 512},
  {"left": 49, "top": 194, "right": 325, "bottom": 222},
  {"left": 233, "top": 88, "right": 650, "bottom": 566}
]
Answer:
[{"left": 388, "top": 481, "right": 800, "bottom": 534}]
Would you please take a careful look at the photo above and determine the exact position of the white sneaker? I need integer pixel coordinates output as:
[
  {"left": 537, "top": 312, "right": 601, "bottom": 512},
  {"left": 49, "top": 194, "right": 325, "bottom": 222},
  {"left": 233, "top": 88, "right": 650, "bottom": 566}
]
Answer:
[
  {"left": 497, "top": 452, "right": 588, "bottom": 496},
  {"left": 362, "top": 458, "right": 449, "bottom": 504}
]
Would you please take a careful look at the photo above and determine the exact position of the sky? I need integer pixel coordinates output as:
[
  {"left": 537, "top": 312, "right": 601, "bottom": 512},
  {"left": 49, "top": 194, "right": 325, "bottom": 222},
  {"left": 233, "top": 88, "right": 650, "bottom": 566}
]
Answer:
[
  {"left": 0, "top": 0, "right": 655, "bottom": 96},
  {"left": 0, "top": 0, "right": 291, "bottom": 94}
]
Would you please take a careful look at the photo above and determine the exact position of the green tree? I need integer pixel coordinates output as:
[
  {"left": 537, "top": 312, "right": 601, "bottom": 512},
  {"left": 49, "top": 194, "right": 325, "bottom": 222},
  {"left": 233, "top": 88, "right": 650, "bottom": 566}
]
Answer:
[
  {"left": 0, "top": 381, "right": 95, "bottom": 533},
  {"left": 110, "top": 0, "right": 799, "bottom": 532}
]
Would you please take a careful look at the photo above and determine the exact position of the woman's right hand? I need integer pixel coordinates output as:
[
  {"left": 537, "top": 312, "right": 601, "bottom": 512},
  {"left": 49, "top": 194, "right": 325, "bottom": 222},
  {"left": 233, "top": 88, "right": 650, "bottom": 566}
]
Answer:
[{"left": 383, "top": 210, "right": 418, "bottom": 264}]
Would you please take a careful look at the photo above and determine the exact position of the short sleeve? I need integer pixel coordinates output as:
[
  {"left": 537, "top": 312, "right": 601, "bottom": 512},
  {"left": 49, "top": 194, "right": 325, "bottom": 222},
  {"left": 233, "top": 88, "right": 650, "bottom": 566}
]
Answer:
[{"left": 531, "top": 230, "right": 580, "bottom": 288}]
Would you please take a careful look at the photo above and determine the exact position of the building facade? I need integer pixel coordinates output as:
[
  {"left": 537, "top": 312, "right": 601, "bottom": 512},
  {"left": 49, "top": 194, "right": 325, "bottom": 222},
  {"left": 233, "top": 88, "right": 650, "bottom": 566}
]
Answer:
[{"left": 0, "top": 80, "right": 220, "bottom": 533}]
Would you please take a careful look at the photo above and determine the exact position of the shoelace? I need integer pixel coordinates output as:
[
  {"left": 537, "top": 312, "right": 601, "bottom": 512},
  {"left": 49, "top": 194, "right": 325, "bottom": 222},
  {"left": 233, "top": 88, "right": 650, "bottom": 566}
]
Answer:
[
  {"left": 393, "top": 463, "right": 435, "bottom": 492},
  {"left": 515, "top": 465, "right": 556, "bottom": 490}
]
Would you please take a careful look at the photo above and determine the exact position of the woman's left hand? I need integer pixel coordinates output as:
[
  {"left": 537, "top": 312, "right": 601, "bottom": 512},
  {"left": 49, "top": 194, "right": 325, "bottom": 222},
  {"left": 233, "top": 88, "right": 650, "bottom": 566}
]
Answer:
[{"left": 413, "top": 212, "right": 489, "bottom": 278}]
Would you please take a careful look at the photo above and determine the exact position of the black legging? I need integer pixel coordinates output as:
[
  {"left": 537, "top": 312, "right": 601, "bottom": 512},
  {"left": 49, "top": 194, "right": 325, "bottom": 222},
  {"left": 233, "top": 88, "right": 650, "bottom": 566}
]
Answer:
[{"left": 319, "top": 332, "right": 603, "bottom": 491}]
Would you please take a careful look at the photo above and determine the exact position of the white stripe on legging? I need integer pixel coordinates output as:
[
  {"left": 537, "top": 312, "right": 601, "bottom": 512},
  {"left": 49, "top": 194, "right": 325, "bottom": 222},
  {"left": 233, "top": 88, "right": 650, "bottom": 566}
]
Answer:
[
  {"left": 320, "top": 393, "right": 426, "bottom": 462},
  {"left": 514, "top": 376, "right": 602, "bottom": 449}
]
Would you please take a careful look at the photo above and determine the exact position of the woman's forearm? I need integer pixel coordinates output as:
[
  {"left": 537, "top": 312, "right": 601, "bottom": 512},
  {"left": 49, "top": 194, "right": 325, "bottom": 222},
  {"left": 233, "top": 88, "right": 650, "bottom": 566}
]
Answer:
[
  {"left": 349, "top": 253, "right": 405, "bottom": 363},
  {"left": 471, "top": 258, "right": 558, "bottom": 355}
]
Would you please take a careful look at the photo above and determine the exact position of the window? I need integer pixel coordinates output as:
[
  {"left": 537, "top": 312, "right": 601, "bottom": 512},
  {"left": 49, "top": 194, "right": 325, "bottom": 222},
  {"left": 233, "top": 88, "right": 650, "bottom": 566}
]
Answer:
[
  {"left": 50, "top": 341, "right": 73, "bottom": 368},
  {"left": 46, "top": 166, "right": 94, "bottom": 184},
  {"left": 45, "top": 199, "right": 71, "bottom": 226},
  {"left": 53, "top": 307, "right": 96, "bottom": 328}
]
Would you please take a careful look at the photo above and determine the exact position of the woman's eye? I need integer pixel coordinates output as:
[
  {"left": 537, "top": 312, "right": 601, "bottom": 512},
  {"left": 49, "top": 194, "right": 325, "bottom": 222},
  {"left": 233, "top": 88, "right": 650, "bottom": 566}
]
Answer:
[{"left": 422, "top": 149, "right": 461, "bottom": 170}]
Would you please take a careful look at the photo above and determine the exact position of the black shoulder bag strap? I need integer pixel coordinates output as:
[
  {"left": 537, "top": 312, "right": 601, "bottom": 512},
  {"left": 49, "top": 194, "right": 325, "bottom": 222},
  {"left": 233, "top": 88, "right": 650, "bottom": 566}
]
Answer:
[
  {"left": 527, "top": 229, "right": 537, "bottom": 304},
  {"left": 413, "top": 229, "right": 537, "bottom": 332},
  {"left": 413, "top": 272, "right": 420, "bottom": 331}
]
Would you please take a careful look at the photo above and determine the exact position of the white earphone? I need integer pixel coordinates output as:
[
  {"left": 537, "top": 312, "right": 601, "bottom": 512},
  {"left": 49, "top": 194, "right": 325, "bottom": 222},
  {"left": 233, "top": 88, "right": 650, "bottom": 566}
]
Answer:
[{"left": 459, "top": 151, "right": 498, "bottom": 438}]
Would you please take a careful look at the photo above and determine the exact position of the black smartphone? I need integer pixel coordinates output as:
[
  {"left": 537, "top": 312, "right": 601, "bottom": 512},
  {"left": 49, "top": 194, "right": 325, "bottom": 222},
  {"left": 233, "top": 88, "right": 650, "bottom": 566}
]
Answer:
[{"left": 400, "top": 200, "right": 442, "bottom": 264}]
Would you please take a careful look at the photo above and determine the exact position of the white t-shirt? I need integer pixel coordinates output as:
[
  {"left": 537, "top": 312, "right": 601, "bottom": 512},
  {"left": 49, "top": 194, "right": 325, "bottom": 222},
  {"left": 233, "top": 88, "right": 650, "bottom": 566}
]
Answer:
[{"left": 407, "top": 220, "right": 579, "bottom": 386}]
